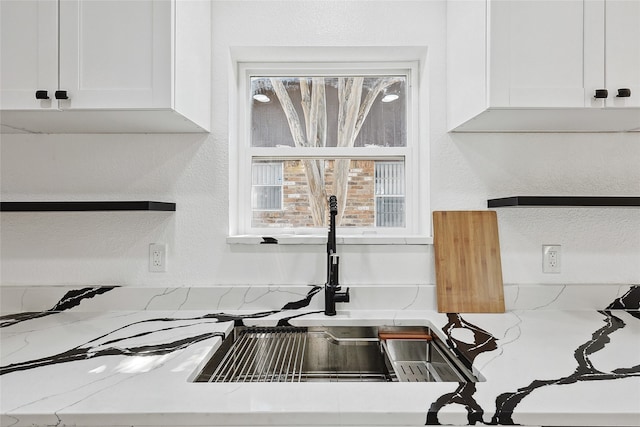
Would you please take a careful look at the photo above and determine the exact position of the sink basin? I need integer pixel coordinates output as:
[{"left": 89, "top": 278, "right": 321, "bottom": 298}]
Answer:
[{"left": 192, "top": 326, "right": 479, "bottom": 383}]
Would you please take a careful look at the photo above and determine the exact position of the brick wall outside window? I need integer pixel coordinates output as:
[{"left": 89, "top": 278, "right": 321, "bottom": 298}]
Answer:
[{"left": 252, "top": 160, "right": 375, "bottom": 228}]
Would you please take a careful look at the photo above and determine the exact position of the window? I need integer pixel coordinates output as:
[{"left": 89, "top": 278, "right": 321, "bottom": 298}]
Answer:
[{"left": 234, "top": 62, "right": 424, "bottom": 237}]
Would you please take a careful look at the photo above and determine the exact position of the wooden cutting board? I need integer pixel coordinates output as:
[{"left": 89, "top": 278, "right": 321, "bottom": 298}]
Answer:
[{"left": 433, "top": 211, "right": 505, "bottom": 313}]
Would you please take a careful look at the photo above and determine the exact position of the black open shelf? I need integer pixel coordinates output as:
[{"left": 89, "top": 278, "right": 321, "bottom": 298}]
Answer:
[
  {"left": 0, "top": 201, "right": 176, "bottom": 212},
  {"left": 488, "top": 196, "right": 640, "bottom": 208}
]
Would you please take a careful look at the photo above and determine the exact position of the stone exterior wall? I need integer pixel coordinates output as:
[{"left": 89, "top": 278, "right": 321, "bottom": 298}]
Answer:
[{"left": 252, "top": 160, "right": 375, "bottom": 228}]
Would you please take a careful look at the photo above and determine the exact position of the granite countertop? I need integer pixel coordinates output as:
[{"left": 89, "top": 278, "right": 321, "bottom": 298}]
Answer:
[{"left": 1, "top": 285, "right": 639, "bottom": 426}]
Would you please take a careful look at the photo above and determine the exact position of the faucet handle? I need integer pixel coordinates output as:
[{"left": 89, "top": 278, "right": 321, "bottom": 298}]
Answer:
[{"left": 335, "top": 287, "right": 350, "bottom": 303}]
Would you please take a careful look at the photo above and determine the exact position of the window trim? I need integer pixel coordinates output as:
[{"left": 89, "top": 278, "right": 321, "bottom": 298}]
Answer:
[{"left": 231, "top": 59, "right": 428, "bottom": 240}]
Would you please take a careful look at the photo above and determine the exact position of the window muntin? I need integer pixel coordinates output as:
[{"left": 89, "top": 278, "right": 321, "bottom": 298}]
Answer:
[{"left": 238, "top": 63, "right": 420, "bottom": 236}]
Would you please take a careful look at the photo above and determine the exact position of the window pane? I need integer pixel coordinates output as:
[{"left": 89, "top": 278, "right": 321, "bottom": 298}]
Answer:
[
  {"left": 376, "top": 197, "right": 405, "bottom": 227},
  {"left": 252, "top": 162, "right": 282, "bottom": 211},
  {"left": 251, "top": 158, "right": 405, "bottom": 228},
  {"left": 252, "top": 186, "right": 282, "bottom": 211},
  {"left": 375, "top": 161, "right": 405, "bottom": 196},
  {"left": 374, "top": 161, "right": 405, "bottom": 227},
  {"left": 252, "top": 162, "right": 282, "bottom": 185},
  {"left": 251, "top": 76, "right": 406, "bottom": 148}
]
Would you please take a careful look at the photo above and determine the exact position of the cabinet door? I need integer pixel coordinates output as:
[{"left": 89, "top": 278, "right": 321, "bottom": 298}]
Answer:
[
  {"left": 0, "top": 0, "right": 58, "bottom": 110},
  {"left": 58, "top": 0, "right": 171, "bottom": 110},
  {"left": 605, "top": 0, "right": 640, "bottom": 108},
  {"left": 489, "top": 0, "right": 587, "bottom": 107}
]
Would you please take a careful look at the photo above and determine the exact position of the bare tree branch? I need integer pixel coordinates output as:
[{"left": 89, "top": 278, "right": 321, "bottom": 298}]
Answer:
[
  {"left": 271, "top": 76, "right": 399, "bottom": 226},
  {"left": 311, "top": 78, "right": 327, "bottom": 148},
  {"left": 271, "top": 79, "right": 308, "bottom": 148},
  {"left": 332, "top": 77, "right": 400, "bottom": 222},
  {"left": 271, "top": 78, "right": 327, "bottom": 225},
  {"left": 334, "top": 77, "right": 363, "bottom": 221},
  {"left": 353, "top": 77, "right": 399, "bottom": 138}
]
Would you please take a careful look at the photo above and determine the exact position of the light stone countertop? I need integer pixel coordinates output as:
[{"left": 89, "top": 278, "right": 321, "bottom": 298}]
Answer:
[{"left": 1, "top": 285, "right": 639, "bottom": 426}]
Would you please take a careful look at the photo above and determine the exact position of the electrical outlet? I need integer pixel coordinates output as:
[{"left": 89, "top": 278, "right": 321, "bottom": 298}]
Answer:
[
  {"left": 149, "top": 244, "right": 167, "bottom": 272},
  {"left": 542, "top": 244, "right": 561, "bottom": 273}
]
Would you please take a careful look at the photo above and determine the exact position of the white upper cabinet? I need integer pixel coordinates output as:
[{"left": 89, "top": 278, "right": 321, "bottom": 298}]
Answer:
[
  {"left": 447, "top": 0, "right": 640, "bottom": 132},
  {"left": 58, "top": 0, "right": 171, "bottom": 110},
  {"left": 0, "top": 0, "right": 211, "bottom": 133},
  {"left": 0, "top": 0, "right": 58, "bottom": 110},
  {"left": 489, "top": 0, "right": 586, "bottom": 108},
  {"left": 601, "top": 0, "right": 640, "bottom": 108}
]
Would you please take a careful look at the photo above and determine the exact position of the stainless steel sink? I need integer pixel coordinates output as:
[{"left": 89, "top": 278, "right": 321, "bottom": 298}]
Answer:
[{"left": 192, "top": 325, "right": 478, "bottom": 383}]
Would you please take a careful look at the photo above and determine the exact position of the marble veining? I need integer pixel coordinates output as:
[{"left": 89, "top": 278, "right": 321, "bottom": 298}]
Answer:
[
  {"left": 0, "top": 284, "right": 639, "bottom": 426},
  {"left": 427, "top": 286, "right": 640, "bottom": 425},
  {"left": 0, "top": 285, "right": 324, "bottom": 377},
  {"left": 528, "top": 284, "right": 567, "bottom": 310},
  {"left": 442, "top": 313, "right": 499, "bottom": 369},
  {"left": 0, "top": 316, "right": 225, "bottom": 376},
  {"left": 491, "top": 308, "right": 640, "bottom": 425},
  {"left": 427, "top": 314, "right": 499, "bottom": 424},
  {"left": 608, "top": 286, "right": 640, "bottom": 318},
  {"left": 0, "top": 286, "right": 116, "bottom": 328}
]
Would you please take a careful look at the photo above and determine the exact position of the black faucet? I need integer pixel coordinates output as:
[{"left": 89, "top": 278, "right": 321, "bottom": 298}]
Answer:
[{"left": 325, "top": 195, "right": 350, "bottom": 316}]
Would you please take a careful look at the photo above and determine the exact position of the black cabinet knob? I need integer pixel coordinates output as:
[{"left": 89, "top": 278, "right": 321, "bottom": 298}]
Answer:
[
  {"left": 54, "top": 90, "right": 69, "bottom": 100},
  {"left": 617, "top": 88, "right": 631, "bottom": 98},
  {"left": 594, "top": 89, "right": 608, "bottom": 99},
  {"left": 35, "top": 90, "right": 50, "bottom": 100}
]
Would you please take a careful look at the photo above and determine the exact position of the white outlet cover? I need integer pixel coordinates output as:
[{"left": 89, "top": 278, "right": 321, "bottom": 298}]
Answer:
[
  {"left": 542, "top": 244, "right": 561, "bottom": 273},
  {"left": 149, "top": 243, "right": 167, "bottom": 272}
]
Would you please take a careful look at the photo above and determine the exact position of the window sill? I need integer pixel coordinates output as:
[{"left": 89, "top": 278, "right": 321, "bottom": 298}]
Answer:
[{"left": 226, "top": 235, "right": 433, "bottom": 245}]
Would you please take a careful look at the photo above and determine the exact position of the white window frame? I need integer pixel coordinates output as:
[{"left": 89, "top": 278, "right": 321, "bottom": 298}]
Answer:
[{"left": 230, "top": 59, "right": 429, "bottom": 243}]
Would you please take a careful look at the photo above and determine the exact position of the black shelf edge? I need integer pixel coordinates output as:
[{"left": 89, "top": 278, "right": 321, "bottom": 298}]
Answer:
[
  {"left": 488, "top": 196, "right": 640, "bottom": 208},
  {"left": 0, "top": 201, "right": 176, "bottom": 212}
]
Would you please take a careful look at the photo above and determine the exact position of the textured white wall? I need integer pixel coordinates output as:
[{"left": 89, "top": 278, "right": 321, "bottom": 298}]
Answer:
[{"left": 1, "top": 1, "right": 639, "bottom": 287}]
